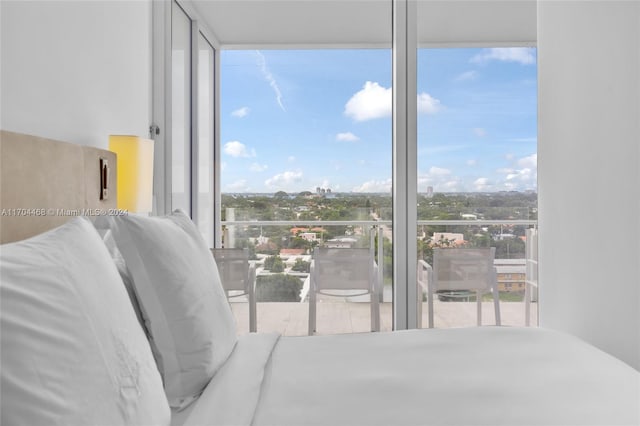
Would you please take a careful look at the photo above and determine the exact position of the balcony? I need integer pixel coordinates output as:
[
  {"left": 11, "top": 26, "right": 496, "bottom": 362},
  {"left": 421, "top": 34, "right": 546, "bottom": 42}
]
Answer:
[
  {"left": 230, "top": 300, "right": 538, "bottom": 336},
  {"left": 220, "top": 216, "right": 538, "bottom": 336}
]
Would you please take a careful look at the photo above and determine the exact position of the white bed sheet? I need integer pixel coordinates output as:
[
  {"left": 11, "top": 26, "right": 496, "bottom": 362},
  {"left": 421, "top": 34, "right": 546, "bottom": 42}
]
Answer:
[
  {"left": 177, "top": 327, "right": 640, "bottom": 426},
  {"left": 172, "top": 332, "right": 279, "bottom": 426}
]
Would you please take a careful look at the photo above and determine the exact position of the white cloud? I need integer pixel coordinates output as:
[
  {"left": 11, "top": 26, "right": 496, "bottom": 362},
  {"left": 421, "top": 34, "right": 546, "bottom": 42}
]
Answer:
[
  {"left": 429, "top": 166, "right": 452, "bottom": 176},
  {"left": 471, "top": 48, "right": 536, "bottom": 65},
  {"left": 264, "top": 170, "right": 303, "bottom": 189},
  {"left": 344, "top": 81, "right": 391, "bottom": 121},
  {"left": 466, "top": 159, "right": 477, "bottom": 166},
  {"left": 250, "top": 163, "right": 268, "bottom": 172},
  {"left": 496, "top": 153, "right": 537, "bottom": 190},
  {"left": 506, "top": 173, "right": 520, "bottom": 180},
  {"left": 517, "top": 153, "right": 537, "bottom": 169},
  {"left": 224, "top": 141, "right": 256, "bottom": 158},
  {"left": 345, "top": 81, "right": 441, "bottom": 121},
  {"left": 231, "top": 107, "right": 250, "bottom": 118},
  {"left": 336, "top": 132, "right": 360, "bottom": 142},
  {"left": 473, "top": 127, "right": 487, "bottom": 137},
  {"left": 319, "top": 179, "right": 332, "bottom": 189},
  {"left": 226, "top": 179, "right": 249, "bottom": 192},
  {"left": 344, "top": 81, "right": 442, "bottom": 121},
  {"left": 474, "top": 177, "right": 492, "bottom": 191},
  {"left": 455, "top": 70, "right": 478, "bottom": 81},
  {"left": 352, "top": 178, "right": 392, "bottom": 193},
  {"left": 255, "top": 50, "right": 285, "bottom": 111},
  {"left": 441, "top": 180, "right": 461, "bottom": 192},
  {"left": 417, "top": 93, "right": 442, "bottom": 114},
  {"left": 418, "top": 167, "right": 460, "bottom": 192},
  {"left": 313, "top": 180, "right": 340, "bottom": 192},
  {"left": 287, "top": 156, "right": 296, "bottom": 162}
]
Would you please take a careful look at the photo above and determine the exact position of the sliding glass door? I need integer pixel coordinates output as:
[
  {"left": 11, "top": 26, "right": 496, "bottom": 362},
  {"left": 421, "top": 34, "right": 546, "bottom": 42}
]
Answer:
[
  {"left": 170, "top": 1, "right": 191, "bottom": 215},
  {"left": 197, "top": 32, "right": 215, "bottom": 247},
  {"left": 167, "top": 1, "right": 216, "bottom": 246},
  {"left": 414, "top": 3, "right": 538, "bottom": 328}
]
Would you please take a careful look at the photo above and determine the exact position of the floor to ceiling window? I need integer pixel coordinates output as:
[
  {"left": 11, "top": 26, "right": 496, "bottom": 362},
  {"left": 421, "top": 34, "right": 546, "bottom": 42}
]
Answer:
[
  {"left": 415, "top": 47, "right": 538, "bottom": 328},
  {"left": 157, "top": 0, "right": 538, "bottom": 336},
  {"left": 220, "top": 49, "right": 393, "bottom": 335}
]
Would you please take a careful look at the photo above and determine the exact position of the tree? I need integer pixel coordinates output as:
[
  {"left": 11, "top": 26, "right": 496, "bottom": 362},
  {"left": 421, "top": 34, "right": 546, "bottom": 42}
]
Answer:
[
  {"left": 264, "top": 255, "right": 285, "bottom": 272},
  {"left": 288, "top": 236, "right": 310, "bottom": 250},
  {"left": 256, "top": 274, "right": 303, "bottom": 302},
  {"left": 233, "top": 239, "right": 258, "bottom": 260},
  {"left": 291, "top": 258, "right": 310, "bottom": 273},
  {"left": 493, "top": 237, "right": 525, "bottom": 259}
]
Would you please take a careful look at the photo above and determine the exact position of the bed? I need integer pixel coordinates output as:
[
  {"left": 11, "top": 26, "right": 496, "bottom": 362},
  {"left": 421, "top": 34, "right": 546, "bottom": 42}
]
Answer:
[
  {"left": 1, "top": 131, "right": 639, "bottom": 426},
  {"left": 173, "top": 328, "right": 640, "bottom": 426}
]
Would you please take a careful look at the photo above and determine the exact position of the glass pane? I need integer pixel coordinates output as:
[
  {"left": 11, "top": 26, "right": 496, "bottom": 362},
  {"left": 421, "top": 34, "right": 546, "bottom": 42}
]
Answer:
[
  {"left": 197, "top": 32, "right": 214, "bottom": 247},
  {"left": 221, "top": 49, "right": 392, "bottom": 336},
  {"left": 171, "top": 2, "right": 191, "bottom": 214},
  {"left": 416, "top": 47, "right": 538, "bottom": 328}
]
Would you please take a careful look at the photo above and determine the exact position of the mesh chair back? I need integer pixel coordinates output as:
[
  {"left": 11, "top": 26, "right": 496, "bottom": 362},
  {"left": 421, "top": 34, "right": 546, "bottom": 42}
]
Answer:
[
  {"left": 433, "top": 247, "right": 496, "bottom": 292},
  {"left": 525, "top": 228, "right": 538, "bottom": 284},
  {"left": 211, "top": 248, "right": 250, "bottom": 293},
  {"left": 312, "top": 247, "right": 374, "bottom": 293}
]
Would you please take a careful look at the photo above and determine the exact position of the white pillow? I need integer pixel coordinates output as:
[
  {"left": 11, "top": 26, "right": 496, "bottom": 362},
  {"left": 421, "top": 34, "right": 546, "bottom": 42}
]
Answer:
[
  {"left": 0, "top": 217, "right": 170, "bottom": 426},
  {"left": 96, "top": 210, "right": 237, "bottom": 409},
  {"left": 99, "top": 229, "right": 147, "bottom": 335}
]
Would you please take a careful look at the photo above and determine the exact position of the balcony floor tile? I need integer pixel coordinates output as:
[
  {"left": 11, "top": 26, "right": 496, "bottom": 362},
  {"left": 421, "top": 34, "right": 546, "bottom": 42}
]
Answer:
[{"left": 230, "top": 301, "right": 538, "bottom": 336}]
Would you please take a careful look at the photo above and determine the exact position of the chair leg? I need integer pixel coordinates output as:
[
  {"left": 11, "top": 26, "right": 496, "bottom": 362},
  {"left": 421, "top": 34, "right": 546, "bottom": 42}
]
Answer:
[
  {"left": 416, "top": 286, "right": 423, "bottom": 329},
  {"left": 476, "top": 290, "right": 482, "bottom": 326},
  {"left": 428, "top": 286, "right": 434, "bottom": 328},
  {"left": 249, "top": 292, "right": 257, "bottom": 333},
  {"left": 371, "top": 291, "right": 380, "bottom": 332},
  {"left": 524, "top": 282, "right": 531, "bottom": 327},
  {"left": 493, "top": 287, "right": 501, "bottom": 326},
  {"left": 308, "top": 291, "right": 316, "bottom": 335}
]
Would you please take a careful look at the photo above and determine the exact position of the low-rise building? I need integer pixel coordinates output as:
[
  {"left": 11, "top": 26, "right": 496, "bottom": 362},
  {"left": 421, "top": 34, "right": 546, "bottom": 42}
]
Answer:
[{"left": 494, "top": 258, "right": 526, "bottom": 292}]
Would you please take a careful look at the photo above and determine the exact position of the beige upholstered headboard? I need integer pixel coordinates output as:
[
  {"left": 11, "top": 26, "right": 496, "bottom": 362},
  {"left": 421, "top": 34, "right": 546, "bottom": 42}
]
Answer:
[{"left": 0, "top": 130, "right": 117, "bottom": 244}]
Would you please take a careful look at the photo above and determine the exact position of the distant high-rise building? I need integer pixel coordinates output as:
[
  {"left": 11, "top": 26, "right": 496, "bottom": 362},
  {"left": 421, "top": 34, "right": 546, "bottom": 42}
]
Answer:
[{"left": 426, "top": 186, "right": 434, "bottom": 198}]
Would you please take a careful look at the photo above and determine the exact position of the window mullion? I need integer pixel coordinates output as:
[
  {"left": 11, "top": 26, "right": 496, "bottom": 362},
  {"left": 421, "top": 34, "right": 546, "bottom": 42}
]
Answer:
[
  {"left": 190, "top": 19, "right": 199, "bottom": 223},
  {"left": 392, "top": 0, "right": 418, "bottom": 330},
  {"left": 213, "top": 48, "right": 222, "bottom": 248}
]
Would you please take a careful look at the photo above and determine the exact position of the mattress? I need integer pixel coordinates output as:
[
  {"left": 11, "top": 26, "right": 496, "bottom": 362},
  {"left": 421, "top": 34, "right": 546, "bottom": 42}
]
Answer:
[{"left": 173, "top": 327, "right": 640, "bottom": 426}]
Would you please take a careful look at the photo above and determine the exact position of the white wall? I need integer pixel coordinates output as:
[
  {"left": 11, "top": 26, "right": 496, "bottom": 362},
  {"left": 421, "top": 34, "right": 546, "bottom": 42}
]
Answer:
[
  {"left": 538, "top": 1, "right": 640, "bottom": 370},
  {"left": 1, "top": 0, "right": 151, "bottom": 149}
]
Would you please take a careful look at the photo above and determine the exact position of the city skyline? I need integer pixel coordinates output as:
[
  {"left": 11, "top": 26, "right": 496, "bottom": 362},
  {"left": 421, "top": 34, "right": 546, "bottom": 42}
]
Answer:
[{"left": 221, "top": 47, "right": 537, "bottom": 194}]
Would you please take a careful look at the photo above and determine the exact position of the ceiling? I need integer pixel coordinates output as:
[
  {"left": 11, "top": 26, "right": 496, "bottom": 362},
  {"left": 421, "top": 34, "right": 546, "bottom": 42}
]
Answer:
[{"left": 189, "top": 0, "right": 537, "bottom": 49}]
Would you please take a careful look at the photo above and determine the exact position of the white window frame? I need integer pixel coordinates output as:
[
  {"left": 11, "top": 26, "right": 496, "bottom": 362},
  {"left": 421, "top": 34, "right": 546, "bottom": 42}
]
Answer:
[
  {"left": 152, "top": 0, "right": 537, "bottom": 331},
  {"left": 152, "top": 0, "right": 221, "bottom": 247}
]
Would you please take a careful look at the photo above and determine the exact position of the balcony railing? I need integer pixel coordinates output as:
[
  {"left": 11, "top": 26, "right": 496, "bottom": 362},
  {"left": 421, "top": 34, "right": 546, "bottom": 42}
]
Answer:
[{"left": 219, "top": 218, "right": 538, "bottom": 336}]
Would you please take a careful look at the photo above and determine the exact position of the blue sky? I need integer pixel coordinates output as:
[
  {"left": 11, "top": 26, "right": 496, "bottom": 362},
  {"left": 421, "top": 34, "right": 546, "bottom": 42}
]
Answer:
[{"left": 221, "top": 47, "right": 537, "bottom": 194}]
